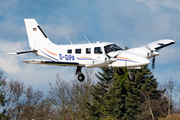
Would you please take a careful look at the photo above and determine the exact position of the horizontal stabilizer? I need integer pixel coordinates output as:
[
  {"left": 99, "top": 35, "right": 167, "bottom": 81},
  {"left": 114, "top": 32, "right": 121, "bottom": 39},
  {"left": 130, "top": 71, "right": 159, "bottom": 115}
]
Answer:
[
  {"left": 23, "top": 59, "right": 79, "bottom": 66},
  {"left": 7, "top": 50, "right": 37, "bottom": 55}
]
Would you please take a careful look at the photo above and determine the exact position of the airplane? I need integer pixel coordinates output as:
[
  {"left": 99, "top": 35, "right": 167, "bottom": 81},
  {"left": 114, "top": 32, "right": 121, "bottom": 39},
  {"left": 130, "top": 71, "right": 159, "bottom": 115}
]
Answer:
[{"left": 8, "top": 19, "right": 176, "bottom": 82}]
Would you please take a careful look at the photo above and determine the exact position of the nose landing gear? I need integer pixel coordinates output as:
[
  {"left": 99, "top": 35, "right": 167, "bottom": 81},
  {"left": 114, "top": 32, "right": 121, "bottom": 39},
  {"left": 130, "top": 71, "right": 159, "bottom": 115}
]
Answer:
[{"left": 78, "top": 73, "right": 85, "bottom": 82}]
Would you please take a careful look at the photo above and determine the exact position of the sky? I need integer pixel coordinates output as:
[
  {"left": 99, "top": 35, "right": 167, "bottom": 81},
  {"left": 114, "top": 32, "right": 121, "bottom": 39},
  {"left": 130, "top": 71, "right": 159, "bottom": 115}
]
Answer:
[{"left": 0, "top": 0, "right": 179, "bottom": 93}]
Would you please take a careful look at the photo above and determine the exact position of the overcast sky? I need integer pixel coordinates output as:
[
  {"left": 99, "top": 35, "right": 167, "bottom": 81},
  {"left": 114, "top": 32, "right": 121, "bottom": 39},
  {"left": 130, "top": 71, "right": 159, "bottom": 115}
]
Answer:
[{"left": 0, "top": 0, "right": 179, "bottom": 92}]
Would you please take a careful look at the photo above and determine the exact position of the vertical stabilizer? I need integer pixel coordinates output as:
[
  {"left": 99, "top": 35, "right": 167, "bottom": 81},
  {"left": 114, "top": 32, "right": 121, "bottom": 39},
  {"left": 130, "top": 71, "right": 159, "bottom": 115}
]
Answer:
[{"left": 24, "top": 19, "right": 52, "bottom": 50}]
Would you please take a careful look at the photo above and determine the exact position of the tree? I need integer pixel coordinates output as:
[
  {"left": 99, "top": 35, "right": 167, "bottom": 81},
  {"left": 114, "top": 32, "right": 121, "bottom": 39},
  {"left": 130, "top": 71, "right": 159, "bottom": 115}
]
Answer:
[
  {"left": 129, "top": 66, "right": 169, "bottom": 120},
  {"left": 85, "top": 66, "right": 168, "bottom": 120},
  {"left": 48, "top": 69, "right": 95, "bottom": 120},
  {"left": 84, "top": 67, "right": 117, "bottom": 119},
  {"left": 122, "top": 69, "right": 142, "bottom": 120},
  {"left": 0, "top": 71, "right": 66, "bottom": 120},
  {"left": 27, "top": 98, "right": 55, "bottom": 120},
  {"left": 21, "top": 86, "right": 44, "bottom": 120},
  {"left": 0, "top": 79, "right": 44, "bottom": 120},
  {"left": 0, "top": 71, "right": 10, "bottom": 119},
  {"left": 104, "top": 68, "right": 128, "bottom": 119},
  {"left": 160, "top": 78, "right": 179, "bottom": 117}
]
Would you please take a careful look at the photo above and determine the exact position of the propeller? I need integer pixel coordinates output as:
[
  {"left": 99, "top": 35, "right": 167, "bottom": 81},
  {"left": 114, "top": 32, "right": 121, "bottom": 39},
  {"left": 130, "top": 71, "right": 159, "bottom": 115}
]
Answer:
[
  {"left": 106, "top": 54, "right": 117, "bottom": 63},
  {"left": 145, "top": 44, "right": 159, "bottom": 70},
  {"left": 106, "top": 51, "right": 120, "bottom": 63},
  {"left": 152, "top": 56, "right": 155, "bottom": 70}
]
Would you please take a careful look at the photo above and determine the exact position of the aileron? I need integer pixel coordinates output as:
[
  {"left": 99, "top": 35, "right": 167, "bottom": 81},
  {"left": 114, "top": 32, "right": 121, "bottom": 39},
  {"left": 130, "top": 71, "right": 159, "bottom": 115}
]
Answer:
[{"left": 155, "top": 41, "right": 176, "bottom": 50}]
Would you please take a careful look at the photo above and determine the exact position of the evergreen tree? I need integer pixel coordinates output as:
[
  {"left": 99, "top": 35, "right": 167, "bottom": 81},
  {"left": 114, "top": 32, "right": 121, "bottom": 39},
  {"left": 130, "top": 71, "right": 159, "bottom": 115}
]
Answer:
[
  {"left": 96, "top": 67, "right": 115, "bottom": 84},
  {"left": 85, "top": 66, "right": 167, "bottom": 119},
  {"left": 104, "top": 68, "right": 128, "bottom": 119},
  {"left": 121, "top": 67, "right": 155, "bottom": 119},
  {"left": 134, "top": 66, "right": 168, "bottom": 119},
  {"left": 123, "top": 69, "right": 142, "bottom": 120},
  {"left": 122, "top": 66, "right": 168, "bottom": 120},
  {"left": 85, "top": 67, "right": 115, "bottom": 119}
]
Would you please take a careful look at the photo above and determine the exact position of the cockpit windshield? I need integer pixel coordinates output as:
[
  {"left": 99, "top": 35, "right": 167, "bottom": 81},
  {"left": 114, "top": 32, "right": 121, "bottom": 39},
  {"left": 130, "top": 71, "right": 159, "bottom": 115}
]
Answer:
[{"left": 104, "top": 44, "right": 123, "bottom": 54}]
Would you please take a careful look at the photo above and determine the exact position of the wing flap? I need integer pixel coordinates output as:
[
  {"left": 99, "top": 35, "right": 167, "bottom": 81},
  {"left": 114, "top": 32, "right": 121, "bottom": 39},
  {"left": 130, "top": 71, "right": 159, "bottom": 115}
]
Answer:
[{"left": 23, "top": 59, "right": 79, "bottom": 66}]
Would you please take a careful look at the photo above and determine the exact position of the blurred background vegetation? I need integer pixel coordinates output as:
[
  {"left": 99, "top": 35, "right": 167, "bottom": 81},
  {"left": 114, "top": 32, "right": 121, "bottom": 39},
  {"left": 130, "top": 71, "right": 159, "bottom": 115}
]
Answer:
[{"left": 0, "top": 67, "right": 179, "bottom": 120}]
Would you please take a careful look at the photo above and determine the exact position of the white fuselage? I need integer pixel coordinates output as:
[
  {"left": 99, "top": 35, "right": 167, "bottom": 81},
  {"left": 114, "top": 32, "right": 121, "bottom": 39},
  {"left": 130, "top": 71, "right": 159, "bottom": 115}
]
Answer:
[{"left": 36, "top": 42, "right": 150, "bottom": 69}]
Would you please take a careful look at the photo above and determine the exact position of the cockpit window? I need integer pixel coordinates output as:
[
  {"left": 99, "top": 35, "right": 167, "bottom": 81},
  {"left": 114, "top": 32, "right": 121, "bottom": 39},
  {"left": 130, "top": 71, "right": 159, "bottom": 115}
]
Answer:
[{"left": 104, "top": 44, "right": 123, "bottom": 54}]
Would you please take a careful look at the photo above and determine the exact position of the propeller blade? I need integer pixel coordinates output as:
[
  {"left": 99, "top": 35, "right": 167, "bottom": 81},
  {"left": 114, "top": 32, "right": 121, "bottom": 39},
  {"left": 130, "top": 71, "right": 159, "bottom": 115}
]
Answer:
[
  {"left": 106, "top": 54, "right": 118, "bottom": 63},
  {"left": 106, "top": 54, "right": 111, "bottom": 59},
  {"left": 106, "top": 51, "right": 121, "bottom": 63},
  {"left": 152, "top": 57, "right": 155, "bottom": 69}
]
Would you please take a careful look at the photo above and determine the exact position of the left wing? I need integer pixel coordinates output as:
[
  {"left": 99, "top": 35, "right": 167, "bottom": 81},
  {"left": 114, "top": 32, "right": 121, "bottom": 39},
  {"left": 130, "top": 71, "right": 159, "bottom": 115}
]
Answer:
[
  {"left": 141, "top": 39, "right": 176, "bottom": 51},
  {"left": 127, "top": 39, "right": 176, "bottom": 58},
  {"left": 23, "top": 59, "right": 79, "bottom": 66}
]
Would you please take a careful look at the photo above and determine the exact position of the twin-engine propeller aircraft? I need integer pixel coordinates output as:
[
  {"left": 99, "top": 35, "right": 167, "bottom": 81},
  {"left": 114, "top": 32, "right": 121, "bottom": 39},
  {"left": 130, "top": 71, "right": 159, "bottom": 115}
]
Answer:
[{"left": 8, "top": 19, "right": 176, "bottom": 82}]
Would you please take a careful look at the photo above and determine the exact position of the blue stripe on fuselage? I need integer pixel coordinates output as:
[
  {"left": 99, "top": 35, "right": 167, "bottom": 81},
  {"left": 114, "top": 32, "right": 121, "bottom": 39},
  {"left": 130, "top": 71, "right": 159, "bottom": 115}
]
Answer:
[
  {"left": 116, "top": 59, "right": 138, "bottom": 63},
  {"left": 77, "top": 58, "right": 98, "bottom": 61},
  {"left": 39, "top": 49, "right": 59, "bottom": 61}
]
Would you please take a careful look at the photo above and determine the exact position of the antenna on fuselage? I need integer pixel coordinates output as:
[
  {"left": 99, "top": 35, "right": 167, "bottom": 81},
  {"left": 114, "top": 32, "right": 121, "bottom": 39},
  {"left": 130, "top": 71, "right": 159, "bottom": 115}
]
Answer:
[
  {"left": 66, "top": 36, "right": 73, "bottom": 45},
  {"left": 84, "top": 35, "right": 90, "bottom": 44}
]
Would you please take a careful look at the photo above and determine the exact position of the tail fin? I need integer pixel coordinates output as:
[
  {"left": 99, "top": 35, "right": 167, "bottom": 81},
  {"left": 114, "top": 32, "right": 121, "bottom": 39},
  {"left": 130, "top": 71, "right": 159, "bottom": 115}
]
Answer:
[{"left": 24, "top": 19, "right": 52, "bottom": 50}]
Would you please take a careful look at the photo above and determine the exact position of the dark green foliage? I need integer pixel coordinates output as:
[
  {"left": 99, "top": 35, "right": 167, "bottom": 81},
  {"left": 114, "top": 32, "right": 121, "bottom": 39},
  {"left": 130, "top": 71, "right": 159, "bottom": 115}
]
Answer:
[
  {"left": 84, "top": 67, "right": 116, "bottom": 119},
  {"left": 85, "top": 67, "right": 127, "bottom": 119},
  {"left": 95, "top": 67, "right": 115, "bottom": 84},
  {"left": 134, "top": 66, "right": 169, "bottom": 119},
  {"left": 104, "top": 68, "right": 128, "bottom": 119},
  {"left": 85, "top": 66, "right": 167, "bottom": 120},
  {"left": 123, "top": 70, "right": 142, "bottom": 119}
]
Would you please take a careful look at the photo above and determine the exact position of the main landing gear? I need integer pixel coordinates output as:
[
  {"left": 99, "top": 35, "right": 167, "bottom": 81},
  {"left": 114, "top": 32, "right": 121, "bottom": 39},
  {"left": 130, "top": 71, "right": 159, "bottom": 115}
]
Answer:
[
  {"left": 128, "top": 72, "right": 135, "bottom": 81},
  {"left": 117, "top": 68, "right": 135, "bottom": 81},
  {"left": 75, "top": 67, "right": 135, "bottom": 82},
  {"left": 76, "top": 66, "right": 85, "bottom": 82}
]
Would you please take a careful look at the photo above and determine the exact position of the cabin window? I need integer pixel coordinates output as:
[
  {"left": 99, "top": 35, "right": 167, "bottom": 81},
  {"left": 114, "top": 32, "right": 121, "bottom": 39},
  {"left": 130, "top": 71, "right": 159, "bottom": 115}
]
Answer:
[
  {"left": 86, "top": 48, "right": 91, "bottom": 54},
  {"left": 67, "top": 49, "right": 72, "bottom": 54},
  {"left": 94, "top": 47, "right": 102, "bottom": 54},
  {"left": 75, "top": 49, "right": 81, "bottom": 54}
]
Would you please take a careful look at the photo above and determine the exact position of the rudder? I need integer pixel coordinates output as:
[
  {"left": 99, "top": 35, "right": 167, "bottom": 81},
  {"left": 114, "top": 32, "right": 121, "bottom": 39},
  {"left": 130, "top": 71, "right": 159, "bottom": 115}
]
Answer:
[{"left": 24, "top": 19, "right": 51, "bottom": 50}]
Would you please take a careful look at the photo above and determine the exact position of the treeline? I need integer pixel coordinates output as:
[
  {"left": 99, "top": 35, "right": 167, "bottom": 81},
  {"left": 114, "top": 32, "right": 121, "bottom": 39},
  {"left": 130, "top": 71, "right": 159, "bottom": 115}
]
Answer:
[{"left": 0, "top": 67, "right": 179, "bottom": 120}]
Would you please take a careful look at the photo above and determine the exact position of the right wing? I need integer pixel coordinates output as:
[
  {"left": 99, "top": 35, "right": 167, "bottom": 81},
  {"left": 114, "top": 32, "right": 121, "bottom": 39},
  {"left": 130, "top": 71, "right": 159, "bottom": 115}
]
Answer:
[{"left": 23, "top": 59, "right": 79, "bottom": 66}]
